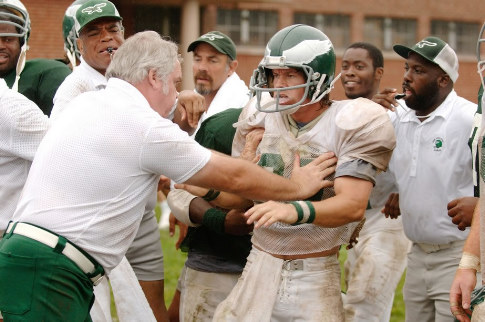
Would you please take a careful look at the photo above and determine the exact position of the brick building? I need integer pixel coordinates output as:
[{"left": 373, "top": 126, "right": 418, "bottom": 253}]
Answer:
[{"left": 23, "top": 0, "right": 484, "bottom": 102}]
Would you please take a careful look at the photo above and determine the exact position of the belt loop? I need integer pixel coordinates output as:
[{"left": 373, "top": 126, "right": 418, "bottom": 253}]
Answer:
[
  {"left": 4, "top": 221, "right": 17, "bottom": 239},
  {"left": 86, "top": 263, "right": 105, "bottom": 280},
  {"left": 54, "top": 235, "right": 67, "bottom": 254}
]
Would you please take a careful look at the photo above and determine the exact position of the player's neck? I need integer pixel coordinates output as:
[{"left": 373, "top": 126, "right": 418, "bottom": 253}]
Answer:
[
  {"left": 203, "top": 90, "right": 217, "bottom": 110},
  {"left": 290, "top": 102, "right": 327, "bottom": 123}
]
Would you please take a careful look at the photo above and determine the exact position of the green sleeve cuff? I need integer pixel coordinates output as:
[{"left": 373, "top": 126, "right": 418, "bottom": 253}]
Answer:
[{"left": 202, "top": 208, "right": 227, "bottom": 234}]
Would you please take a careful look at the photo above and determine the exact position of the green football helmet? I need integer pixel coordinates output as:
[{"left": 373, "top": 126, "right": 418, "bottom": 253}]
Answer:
[
  {"left": 250, "top": 24, "right": 337, "bottom": 113},
  {"left": 63, "top": 0, "right": 89, "bottom": 68},
  {"left": 478, "top": 22, "right": 485, "bottom": 91}
]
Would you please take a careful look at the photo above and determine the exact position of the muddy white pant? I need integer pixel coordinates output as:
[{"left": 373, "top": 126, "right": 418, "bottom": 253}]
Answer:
[
  {"left": 343, "top": 229, "right": 410, "bottom": 322},
  {"left": 179, "top": 266, "right": 240, "bottom": 321},
  {"left": 213, "top": 247, "right": 344, "bottom": 322}
]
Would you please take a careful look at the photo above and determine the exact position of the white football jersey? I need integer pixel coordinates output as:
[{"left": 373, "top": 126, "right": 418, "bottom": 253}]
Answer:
[{"left": 248, "top": 97, "right": 395, "bottom": 255}]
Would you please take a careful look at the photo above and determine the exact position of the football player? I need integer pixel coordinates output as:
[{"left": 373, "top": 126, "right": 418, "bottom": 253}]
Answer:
[{"left": 208, "top": 24, "right": 396, "bottom": 321}]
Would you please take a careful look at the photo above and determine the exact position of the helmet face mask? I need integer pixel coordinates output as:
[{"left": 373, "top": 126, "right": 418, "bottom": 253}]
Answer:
[
  {"left": 251, "top": 63, "right": 318, "bottom": 115},
  {"left": 478, "top": 23, "right": 485, "bottom": 90},
  {"left": 0, "top": 0, "right": 30, "bottom": 45},
  {"left": 249, "top": 24, "right": 336, "bottom": 114},
  {"left": 0, "top": 0, "right": 30, "bottom": 91}
]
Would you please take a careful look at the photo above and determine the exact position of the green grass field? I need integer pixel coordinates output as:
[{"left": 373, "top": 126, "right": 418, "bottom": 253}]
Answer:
[{"left": 159, "top": 227, "right": 406, "bottom": 321}]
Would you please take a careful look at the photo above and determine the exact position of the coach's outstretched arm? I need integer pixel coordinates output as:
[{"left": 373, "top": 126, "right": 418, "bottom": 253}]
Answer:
[{"left": 184, "top": 151, "right": 336, "bottom": 203}]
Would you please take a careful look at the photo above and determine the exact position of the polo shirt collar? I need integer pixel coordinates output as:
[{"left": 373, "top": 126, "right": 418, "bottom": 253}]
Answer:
[
  {"left": 399, "top": 90, "right": 457, "bottom": 124},
  {"left": 79, "top": 56, "right": 108, "bottom": 90}
]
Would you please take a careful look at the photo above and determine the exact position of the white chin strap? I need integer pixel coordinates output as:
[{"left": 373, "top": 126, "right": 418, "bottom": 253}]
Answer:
[
  {"left": 310, "top": 72, "right": 341, "bottom": 104},
  {"left": 65, "top": 37, "right": 77, "bottom": 70},
  {"left": 12, "top": 43, "right": 28, "bottom": 92},
  {"left": 478, "top": 62, "right": 485, "bottom": 92}
]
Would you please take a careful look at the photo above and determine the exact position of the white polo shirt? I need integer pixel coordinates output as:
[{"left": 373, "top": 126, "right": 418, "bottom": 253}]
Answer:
[
  {"left": 51, "top": 56, "right": 107, "bottom": 121},
  {"left": 12, "top": 78, "right": 211, "bottom": 272},
  {"left": 0, "top": 79, "right": 50, "bottom": 230},
  {"left": 389, "top": 90, "right": 476, "bottom": 244}
]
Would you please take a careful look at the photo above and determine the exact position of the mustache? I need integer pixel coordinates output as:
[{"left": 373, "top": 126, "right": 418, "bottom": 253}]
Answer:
[
  {"left": 402, "top": 82, "right": 413, "bottom": 94},
  {"left": 195, "top": 72, "right": 212, "bottom": 82}
]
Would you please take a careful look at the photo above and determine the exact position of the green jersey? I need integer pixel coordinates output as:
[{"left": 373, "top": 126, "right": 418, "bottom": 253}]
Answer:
[{"left": 4, "top": 59, "right": 71, "bottom": 116}]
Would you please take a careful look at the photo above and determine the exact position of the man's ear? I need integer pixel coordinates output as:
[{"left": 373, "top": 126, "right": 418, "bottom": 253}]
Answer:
[
  {"left": 147, "top": 69, "right": 161, "bottom": 89},
  {"left": 375, "top": 67, "right": 384, "bottom": 81},
  {"left": 438, "top": 73, "right": 451, "bottom": 88},
  {"left": 228, "top": 59, "right": 238, "bottom": 76}
]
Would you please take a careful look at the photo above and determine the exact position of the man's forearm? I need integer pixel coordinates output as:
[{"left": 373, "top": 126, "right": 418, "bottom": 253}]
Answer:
[
  {"left": 462, "top": 200, "right": 481, "bottom": 256},
  {"left": 188, "top": 197, "right": 213, "bottom": 224}
]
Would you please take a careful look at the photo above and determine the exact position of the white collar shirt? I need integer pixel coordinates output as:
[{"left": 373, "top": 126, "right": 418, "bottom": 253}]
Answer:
[
  {"left": 12, "top": 78, "right": 211, "bottom": 271},
  {"left": 0, "top": 79, "right": 50, "bottom": 230},
  {"left": 389, "top": 90, "right": 476, "bottom": 244},
  {"left": 51, "top": 56, "right": 107, "bottom": 121}
]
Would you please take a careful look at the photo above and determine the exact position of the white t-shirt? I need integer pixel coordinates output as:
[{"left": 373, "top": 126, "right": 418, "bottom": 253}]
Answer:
[
  {"left": 389, "top": 90, "right": 476, "bottom": 244},
  {"left": 0, "top": 79, "right": 50, "bottom": 230},
  {"left": 51, "top": 57, "right": 107, "bottom": 121},
  {"left": 12, "top": 78, "right": 211, "bottom": 271}
]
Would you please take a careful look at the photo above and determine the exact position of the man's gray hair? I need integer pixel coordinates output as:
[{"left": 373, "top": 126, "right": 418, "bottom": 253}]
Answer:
[{"left": 106, "top": 31, "right": 181, "bottom": 87}]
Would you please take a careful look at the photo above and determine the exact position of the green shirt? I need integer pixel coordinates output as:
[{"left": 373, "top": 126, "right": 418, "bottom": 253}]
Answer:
[
  {"left": 4, "top": 59, "right": 71, "bottom": 116},
  {"left": 183, "top": 108, "right": 253, "bottom": 273}
]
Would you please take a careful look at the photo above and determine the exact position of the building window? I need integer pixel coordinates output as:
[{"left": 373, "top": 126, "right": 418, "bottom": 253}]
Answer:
[
  {"left": 134, "top": 6, "right": 181, "bottom": 44},
  {"left": 431, "top": 21, "right": 480, "bottom": 55},
  {"left": 294, "top": 13, "right": 350, "bottom": 49},
  {"left": 217, "top": 9, "right": 278, "bottom": 46},
  {"left": 364, "top": 17, "right": 417, "bottom": 50}
]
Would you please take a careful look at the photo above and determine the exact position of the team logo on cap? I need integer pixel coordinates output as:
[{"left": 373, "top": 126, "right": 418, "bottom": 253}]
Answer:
[
  {"left": 416, "top": 40, "right": 437, "bottom": 48},
  {"left": 433, "top": 137, "right": 444, "bottom": 151},
  {"left": 201, "top": 33, "right": 224, "bottom": 41},
  {"left": 82, "top": 3, "right": 107, "bottom": 15}
]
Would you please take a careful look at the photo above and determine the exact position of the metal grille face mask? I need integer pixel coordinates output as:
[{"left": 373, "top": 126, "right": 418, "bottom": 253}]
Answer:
[{"left": 478, "top": 23, "right": 485, "bottom": 90}]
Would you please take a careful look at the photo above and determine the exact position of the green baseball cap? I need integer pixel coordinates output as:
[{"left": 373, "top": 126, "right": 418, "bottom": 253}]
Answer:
[
  {"left": 75, "top": 0, "right": 122, "bottom": 35},
  {"left": 188, "top": 31, "right": 237, "bottom": 60},
  {"left": 393, "top": 36, "right": 459, "bottom": 83}
]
